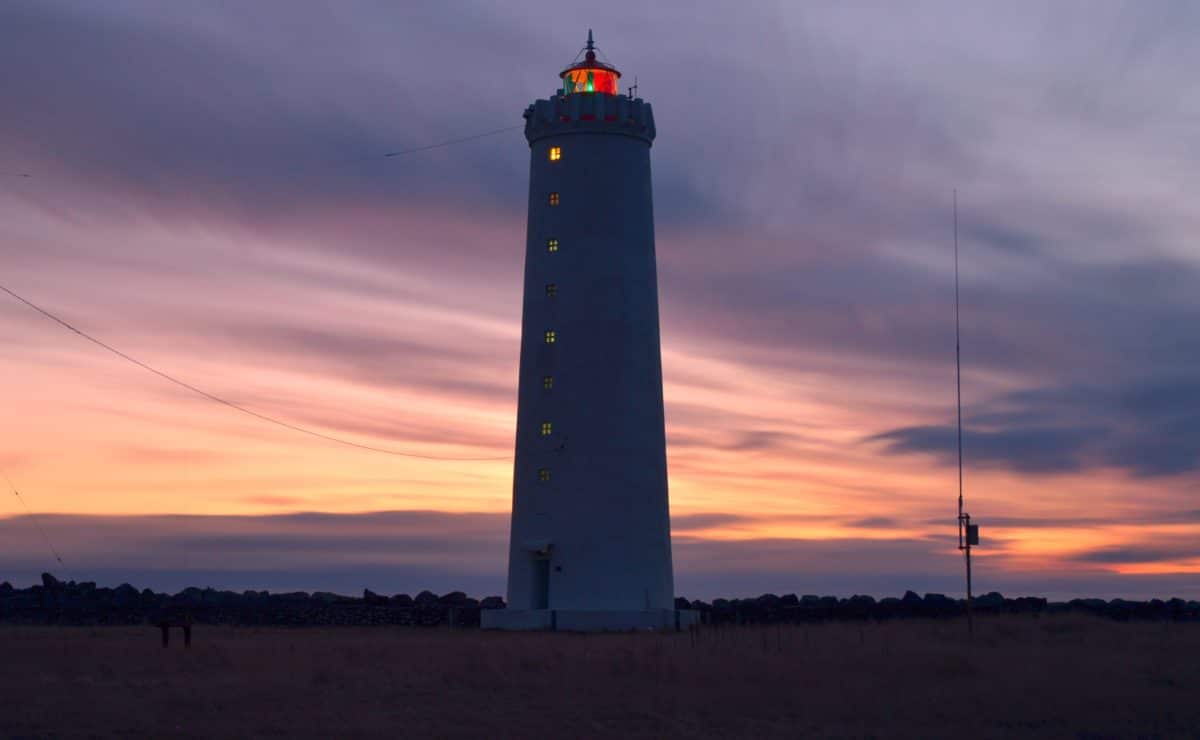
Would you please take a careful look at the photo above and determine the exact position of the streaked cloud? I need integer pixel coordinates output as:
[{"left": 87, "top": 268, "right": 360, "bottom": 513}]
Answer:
[
  {"left": 3, "top": 511, "right": 1195, "bottom": 600},
  {"left": 873, "top": 375, "right": 1200, "bottom": 477}
]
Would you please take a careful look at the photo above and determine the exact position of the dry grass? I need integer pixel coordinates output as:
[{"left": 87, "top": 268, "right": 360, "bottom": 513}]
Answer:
[{"left": 2, "top": 616, "right": 1198, "bottom": 738}]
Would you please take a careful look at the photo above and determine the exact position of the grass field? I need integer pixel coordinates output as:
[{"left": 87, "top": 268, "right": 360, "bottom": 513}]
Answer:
[{"left": 3, "top": 616, "right": 1198, "bottom": 738}]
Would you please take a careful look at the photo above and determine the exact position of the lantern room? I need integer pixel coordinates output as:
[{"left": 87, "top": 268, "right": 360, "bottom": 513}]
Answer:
[{"left": 560, "top": 30, "right": 621, "bottom": 96}]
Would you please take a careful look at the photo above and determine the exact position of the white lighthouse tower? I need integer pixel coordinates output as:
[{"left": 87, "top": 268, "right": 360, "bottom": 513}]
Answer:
[{"left": 484, "top": 32, "right": 690, "bottom": 631}]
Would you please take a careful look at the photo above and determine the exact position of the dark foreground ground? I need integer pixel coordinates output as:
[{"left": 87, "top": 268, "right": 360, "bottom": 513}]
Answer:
[{"left": 3, "top": 616, "right": 1198, "bottom": 739}]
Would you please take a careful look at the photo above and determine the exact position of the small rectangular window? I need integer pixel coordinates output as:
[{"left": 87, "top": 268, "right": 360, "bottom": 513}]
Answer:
[
  {"left": 540, "top": 421, "right": 553, "bottom": 436},
  {"left": 544, "top": 330, "right": 556, "bottom": 344},
  {"left": 547, "top": 239, "right": 559, "bottom": 253},
  {"left": 549, "top": 146, "right": 562, "bottom": 161},
  {"left": 542, "top": 375, "right": 554, "bottom": 390},
  {"left": 545, "top": 283, "right": 557, "bottom": 297},
  {"left": 548, "top": 192, "right": 560, "bottom": 206},
  {"left": 538, "top": 468, "right": 551, "bottom": 482}
]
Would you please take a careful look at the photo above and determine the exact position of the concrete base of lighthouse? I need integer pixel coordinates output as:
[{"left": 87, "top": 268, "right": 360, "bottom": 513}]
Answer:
[{"left": 482, "top": 608, "right": 699, "bottom": 632}]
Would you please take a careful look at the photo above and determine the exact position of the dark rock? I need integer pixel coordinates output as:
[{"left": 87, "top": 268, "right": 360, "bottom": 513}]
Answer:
[
  {"left": 843, "top": 595, "right": 876, "bottom": 618},
  {"left": 414, "top": 590, "right": 439, "bottom": 607},
  {"left": 1071, "top": 598, "right": 1108, "bottom": 611},
  {"left": 439, "top": 591, "right": 469, "bottom": 606},
  {"left": 922, "top": 593, "right": 958, "bottom": 615},
  {"left": 974, "top": 591, "right": 1005, "bottom": 609},
  {"left": 4, "top": 575, "right": 1197, "bottom": 627},
  {"left": 1011, "top": 596, "right": 1047, "bottom": 613},
  {"left": 174, "top": 587, "right": 205, "bottom": 604},
  {"left": 213, "top": 590, "right": 241, "bottom": 605}
]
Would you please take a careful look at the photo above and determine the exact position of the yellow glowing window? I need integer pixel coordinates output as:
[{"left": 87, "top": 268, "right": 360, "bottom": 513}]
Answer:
[
  {"left": 547, "top": 239, "right": 559, "bottom": 252},
  {"left": 538, "top": 468, "right": 551, "bottom": 482},
  {"left": 540, "top": 422, "right": 553, "bottom": 436},
  {"left": 545, "top": 283, "right": 557, "bottom": 297},
  {"left": 549, "top": 146, "right": 562, "bottom": 161},
  {"left": 544, "top": 330, "right": 556, "bottom": 344},
  {"left": 548, "top": 192, "right": 560, "bottom": 206},
  {"left": 542, "top": 375, "right": 554, "bottom": 389}
]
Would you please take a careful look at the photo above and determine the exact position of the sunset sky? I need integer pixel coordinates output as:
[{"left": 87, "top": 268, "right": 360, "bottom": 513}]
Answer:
[{"left": 1, "top": 1, "right": 1197, "bottom": 599}]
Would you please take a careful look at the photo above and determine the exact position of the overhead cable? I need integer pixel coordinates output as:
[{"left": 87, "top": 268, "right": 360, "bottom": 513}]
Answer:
[
  {"left": 0, "top": 283, "right": 511, "bottom": 462},
  {"left": 1, "top": 470, "right": 66, "bottom": 569}
]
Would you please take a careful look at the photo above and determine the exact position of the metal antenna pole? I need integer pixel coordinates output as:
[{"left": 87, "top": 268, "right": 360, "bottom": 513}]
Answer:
[
  {"left": 954, "top": 190, "right": 974, "bottom": 637},
  {"left": 955, "top": 191, "right": 962, "bottom": 527}
]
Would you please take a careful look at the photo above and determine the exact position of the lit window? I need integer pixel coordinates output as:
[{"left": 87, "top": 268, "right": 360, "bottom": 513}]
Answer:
[
  {"left": 538, "top": 468, "right": 551, "bottom": 482},
  {"left": 549, "top": 146, "right": 562, "bottom": 161},
  {"left": 542, "top": 375, "right": 554, "bottom": 390},
  {"left": 540, "top": 422, "right": 553, "bottom": 436},
  {"left": 547, "top": 239, "right": 559, "bottom": 252},
  {"left": 548, "top": 192, "right": 560, "bottom": 206},
  {"left": 544, "top": 330, "right": 556, "bottom": 344},
  {"left": 545, "top": 283, "right": 557, "bottom": 297}
]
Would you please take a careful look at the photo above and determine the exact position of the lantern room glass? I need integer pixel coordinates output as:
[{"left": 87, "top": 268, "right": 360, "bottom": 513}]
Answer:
[{"left": 562, "top": 67, "right": 619, "bottom": 96}]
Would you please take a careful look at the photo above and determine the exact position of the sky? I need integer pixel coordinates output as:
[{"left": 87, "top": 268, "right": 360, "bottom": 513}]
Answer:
[{"left": 1, "top": 0, "right": 1197, "bottom": 600}]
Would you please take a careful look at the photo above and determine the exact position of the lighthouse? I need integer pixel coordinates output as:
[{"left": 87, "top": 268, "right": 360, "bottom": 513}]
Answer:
[{"left": 484, "top": 32, "right": 691, "bottom": 631}]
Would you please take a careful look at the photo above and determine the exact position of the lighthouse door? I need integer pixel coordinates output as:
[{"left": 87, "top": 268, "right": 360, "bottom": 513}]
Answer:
[{"left": 531, "top": 556, "right": 550, "bottom": 610}]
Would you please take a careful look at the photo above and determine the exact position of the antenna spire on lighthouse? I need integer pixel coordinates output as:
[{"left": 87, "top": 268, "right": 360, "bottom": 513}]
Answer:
[{"left": 560, "top": 30, "right": 621, "bottom": 96}]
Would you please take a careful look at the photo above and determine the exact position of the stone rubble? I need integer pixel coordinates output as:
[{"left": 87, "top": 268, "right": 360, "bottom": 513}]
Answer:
[{"left": 3, "top": 574, "right": 1197, "bottom": 627}]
